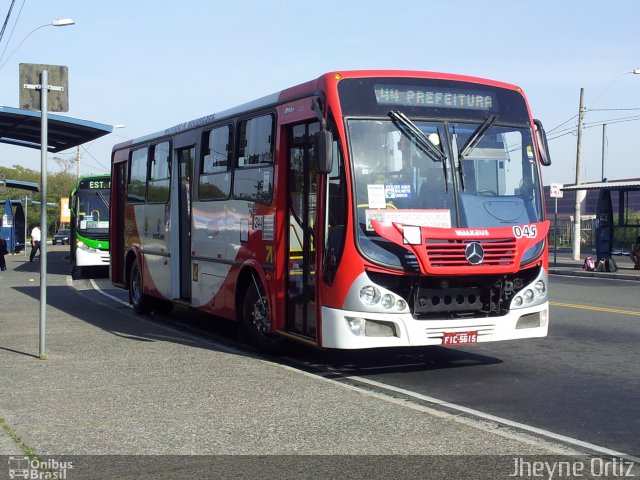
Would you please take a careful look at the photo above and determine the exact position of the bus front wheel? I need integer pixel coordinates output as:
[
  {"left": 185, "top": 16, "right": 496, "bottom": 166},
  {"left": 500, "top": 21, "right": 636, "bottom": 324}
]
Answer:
[
  {"left": 240, "top": 280, "right": 284, "bottom": 352},
  {"left": 129, "top": 259, "right": 152, "bottom": 314}
]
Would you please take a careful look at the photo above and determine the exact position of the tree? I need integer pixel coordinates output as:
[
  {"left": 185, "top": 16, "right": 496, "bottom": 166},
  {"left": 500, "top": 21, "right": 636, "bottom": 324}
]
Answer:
[
  {"left": 52, "top": 154, "right": 76, "bottom": 175},
  {"left": 0, "top": 164, "right": 80, "bottom": 236}
]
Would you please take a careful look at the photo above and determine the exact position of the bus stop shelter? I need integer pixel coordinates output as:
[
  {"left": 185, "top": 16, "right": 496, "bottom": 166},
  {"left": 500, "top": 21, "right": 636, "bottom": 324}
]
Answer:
[
  {"left": 562, "top": 180, "right": 640, "bottom": 258},
  {"left": 0, "top": 105, "right": 113, "bottom": 152},
  {"left": 0, "top": 105, "right": 113, "bottom": 254}
]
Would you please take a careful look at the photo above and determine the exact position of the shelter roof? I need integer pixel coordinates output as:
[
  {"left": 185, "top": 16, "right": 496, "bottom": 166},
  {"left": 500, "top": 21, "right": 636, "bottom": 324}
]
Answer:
[
  {"left": 561, "top": 180, "right": 640, "bottom": 192},
  {"left": 0, "top": 105, "right": 112, "bottom": 153}
]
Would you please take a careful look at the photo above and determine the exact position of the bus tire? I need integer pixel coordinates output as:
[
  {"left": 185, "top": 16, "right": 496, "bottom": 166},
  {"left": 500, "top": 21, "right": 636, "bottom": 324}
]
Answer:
[
  {"left": 240, "top": 279, "right": 284, "bottom": 352},
  {"left": 129, "top": 259, "right": 152, "bottom": 315}
]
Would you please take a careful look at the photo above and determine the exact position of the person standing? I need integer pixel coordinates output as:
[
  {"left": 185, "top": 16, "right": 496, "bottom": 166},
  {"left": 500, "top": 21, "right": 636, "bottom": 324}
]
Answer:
[
  {"left": 29, "top": 225, "right": 41, "bottom": 262},
  {"left": 630, "top": 236, "right": 640, "bottom": 270},
  {"left": 0, "top": 237, "right": 7, "bottom": 271}
]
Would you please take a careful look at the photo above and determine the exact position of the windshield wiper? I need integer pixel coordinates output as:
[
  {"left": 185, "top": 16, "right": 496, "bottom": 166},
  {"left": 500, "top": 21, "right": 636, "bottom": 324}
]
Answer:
[
  {"left": 388, "top": 110, "right": 446, "bottom": 163},
  {"left": 458, "top": 114, "right": 498, "bottom": 158},
  {"left": 96, "top": 191, "right": 109, "bottom": 210}
]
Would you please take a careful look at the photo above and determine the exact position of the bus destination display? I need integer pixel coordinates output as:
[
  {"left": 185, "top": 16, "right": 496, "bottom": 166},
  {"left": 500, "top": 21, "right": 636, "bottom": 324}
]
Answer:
[
  {"left": 78, "top": 179, "right": 111, "bottom": 190},
  {"left": 374, "top": 84, "right": 498, "bottom": 111}
]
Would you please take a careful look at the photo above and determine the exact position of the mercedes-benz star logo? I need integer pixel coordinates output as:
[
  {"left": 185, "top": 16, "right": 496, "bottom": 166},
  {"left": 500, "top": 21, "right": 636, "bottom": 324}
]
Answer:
[{"left": 465, "top": 242, "right": 484, "bottom": 265}]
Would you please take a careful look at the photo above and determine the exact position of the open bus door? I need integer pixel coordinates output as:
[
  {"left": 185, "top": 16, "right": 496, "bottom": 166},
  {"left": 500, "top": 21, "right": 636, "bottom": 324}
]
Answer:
[
  {"left": 286, "top": 122, "right": 321, "bottom": 340},
  {"left": 176, "top": 147, "right": 193, "bottom": 302}
]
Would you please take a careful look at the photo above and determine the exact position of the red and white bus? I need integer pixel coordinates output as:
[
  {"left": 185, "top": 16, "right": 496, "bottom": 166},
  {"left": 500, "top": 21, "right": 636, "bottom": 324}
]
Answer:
[{"left": 110, "top": 70, "right": 552, "bottom": 350}]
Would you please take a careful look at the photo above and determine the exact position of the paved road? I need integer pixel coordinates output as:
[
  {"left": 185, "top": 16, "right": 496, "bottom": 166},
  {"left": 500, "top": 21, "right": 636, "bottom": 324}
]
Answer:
[
  {"left": 278, "top": 274, "right": 640, "bottom": 458},
  {"left": 3, "top": 247, "right": 590, "bottom": 476},
  {"left": 87, "top": 264, "right": 640, "bottom": 459}
]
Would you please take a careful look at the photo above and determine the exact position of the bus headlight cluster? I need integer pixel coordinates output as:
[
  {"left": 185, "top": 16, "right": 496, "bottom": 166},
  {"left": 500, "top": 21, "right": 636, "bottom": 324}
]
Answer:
[
  {"left": 359, "top": 286, "right": 406, "bottom": 311},
  {"left": 346, "top": 316, "right": 397, "bottom": 337},
  {"left": 77, "top": 241, "right": 97, "bottom": 253},
  {"left": 512, "top": 280, "right": 547, "bottom": 307}
]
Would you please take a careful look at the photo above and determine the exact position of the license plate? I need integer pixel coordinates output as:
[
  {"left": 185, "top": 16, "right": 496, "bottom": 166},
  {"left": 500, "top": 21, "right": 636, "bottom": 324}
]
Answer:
[{"left": 442, "top": 331, "right": 478, "bottom": 346}]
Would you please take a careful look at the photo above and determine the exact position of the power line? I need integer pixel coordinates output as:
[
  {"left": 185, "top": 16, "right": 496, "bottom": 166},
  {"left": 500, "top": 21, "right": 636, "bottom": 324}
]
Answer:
[
  {"left": 0, "top": 0, "right": 25, "bottom": 64},
  {"left": 547, "top": 114, "right": 578, "bottom": 134},
  {"left": 547, "top": 130, "right": 577, "bottom": 142},
  {"left": 0, "top": 0, "right": 17, "bottom": 45},
  {"left": 587, "top": 107, "right": 640, "bottom": 112},
  {"left": 547, "top": 114, "right": 640, "bottom": 141},
  {"left": 584, "top": 116, "right": 640, "bottom": 129}
]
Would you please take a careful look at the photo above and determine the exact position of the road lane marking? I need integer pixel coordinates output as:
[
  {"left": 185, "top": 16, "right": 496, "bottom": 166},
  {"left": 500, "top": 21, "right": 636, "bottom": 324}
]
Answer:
[
  {"left": 90, "top": 278, "right": 131, "bottom": 307},
  {"left": 342, "top": 375, "right": 640, "bottom": 462},
  {"left": 551, "top": 301, "right": 640, "bottom": 316}
]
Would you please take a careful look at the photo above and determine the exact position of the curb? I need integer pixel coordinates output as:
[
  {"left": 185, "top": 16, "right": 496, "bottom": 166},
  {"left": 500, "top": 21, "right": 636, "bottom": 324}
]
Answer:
[{"left": 549, "top": 268, "right": 640, "bottom": 281}]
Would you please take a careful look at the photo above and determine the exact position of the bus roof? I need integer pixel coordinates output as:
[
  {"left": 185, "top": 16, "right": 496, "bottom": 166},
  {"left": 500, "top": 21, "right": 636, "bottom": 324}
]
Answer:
[{"left": 113, "top": 70, "right": 523, "bottom": 151}]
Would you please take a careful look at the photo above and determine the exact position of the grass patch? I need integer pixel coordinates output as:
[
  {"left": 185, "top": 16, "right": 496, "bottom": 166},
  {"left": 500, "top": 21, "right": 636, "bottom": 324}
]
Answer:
[{"left": 0, "top": 417, "right": 38, "bottom": 458}]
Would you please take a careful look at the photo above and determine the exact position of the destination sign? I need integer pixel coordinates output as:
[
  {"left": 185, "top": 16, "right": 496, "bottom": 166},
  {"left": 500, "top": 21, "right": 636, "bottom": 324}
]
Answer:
[
  {"left": 79, "top": 179, "right": 111, "bottom": 190},
  {"left": 374, "top": 84, "right": 498, "bottom": 111}
]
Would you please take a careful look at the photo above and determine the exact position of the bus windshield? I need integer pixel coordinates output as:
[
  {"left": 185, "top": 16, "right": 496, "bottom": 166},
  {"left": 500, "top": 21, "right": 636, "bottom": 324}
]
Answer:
[
  {"left": 76, "top": 189, "right": 110, "bottom": 234},
  {"left": 348, "top": 117, "right": 543, "bottom": 266}
]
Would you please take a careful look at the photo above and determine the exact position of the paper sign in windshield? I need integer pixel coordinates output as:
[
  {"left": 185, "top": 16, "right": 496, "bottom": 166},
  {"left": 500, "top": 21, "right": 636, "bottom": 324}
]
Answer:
[
  {"left": 367, "top": 184, "right": 386, "bottom": 209},
  {"left": 365, "top": 209, "right": 451, "bottom": 231}
]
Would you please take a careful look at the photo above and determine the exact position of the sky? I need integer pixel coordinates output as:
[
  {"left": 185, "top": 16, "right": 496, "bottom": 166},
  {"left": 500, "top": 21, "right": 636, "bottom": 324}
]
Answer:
[{"left": 0, "top": 0, "right": 638, "bottom": 186}]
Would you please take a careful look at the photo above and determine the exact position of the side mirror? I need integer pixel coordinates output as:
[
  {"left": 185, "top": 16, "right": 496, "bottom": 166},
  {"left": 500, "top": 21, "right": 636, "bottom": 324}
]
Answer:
[
  {"left": 534, "top": 119, "right": 552, "bottom": 166},
  {"left": 314, "top": 130, "right": 334, "bottom": 174}
]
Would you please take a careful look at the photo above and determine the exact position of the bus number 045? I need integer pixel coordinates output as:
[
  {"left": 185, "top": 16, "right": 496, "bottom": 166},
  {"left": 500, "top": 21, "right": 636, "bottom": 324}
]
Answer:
[{"left": 513, "top": 224, "right": 537, "bottom": 239}]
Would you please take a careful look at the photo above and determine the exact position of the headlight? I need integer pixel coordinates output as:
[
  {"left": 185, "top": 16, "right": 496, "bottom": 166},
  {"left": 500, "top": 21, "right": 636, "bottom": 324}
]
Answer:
[
  {"left": 534, "top": 280, "right": 546, "bottom": 297},
  {"left": 381, "top": 294, "right": 394, "bottom": 309},
  {"left": 346, "top": 317, "right": 366, "bottom": 336},
  {"left": 523, "top": 289, "right": 534, "bottom": 303},
  {"left": 359, "top": 286, "right": 380, "bottom": 306},
  {"left": 77, "top": 242, "right": 96, "bottom": 253}
]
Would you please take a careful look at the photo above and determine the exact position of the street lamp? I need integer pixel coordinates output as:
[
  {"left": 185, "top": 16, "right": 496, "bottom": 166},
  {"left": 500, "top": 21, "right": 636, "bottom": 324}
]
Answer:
[
  {"left": 572, "top": 68, "right": 640, "bottom": 261},
  {"left": 0, "top": 18, "right": 75, "bottom": 70}
]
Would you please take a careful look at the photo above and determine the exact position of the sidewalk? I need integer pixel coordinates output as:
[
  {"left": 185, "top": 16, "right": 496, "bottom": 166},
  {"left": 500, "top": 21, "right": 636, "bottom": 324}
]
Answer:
[
  {"left": 0, "top": 247, "right": 600, "bottom": 471},
  {"left": 549, "top": 247, "right": 640, "bottom": 281}
]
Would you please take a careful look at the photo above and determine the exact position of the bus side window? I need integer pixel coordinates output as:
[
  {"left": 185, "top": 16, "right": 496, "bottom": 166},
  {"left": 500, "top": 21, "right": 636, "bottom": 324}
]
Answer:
[
  {"left": 233, "top": 114, "right": 274, "bottom": 204},
  {"left": 200, "top": 125, "right": 232, "bottom": 200},
  {"left": 148, "top": 141, "right": 170, "bottom": 203},
  {"left": 128, "top": 147, "right": 148, "bottom": 203}
]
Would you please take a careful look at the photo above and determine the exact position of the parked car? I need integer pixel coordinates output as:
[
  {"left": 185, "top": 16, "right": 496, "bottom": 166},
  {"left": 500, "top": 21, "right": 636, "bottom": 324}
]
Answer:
[{"left": 52, "top": 229, "right": 70, "bottom": 245}]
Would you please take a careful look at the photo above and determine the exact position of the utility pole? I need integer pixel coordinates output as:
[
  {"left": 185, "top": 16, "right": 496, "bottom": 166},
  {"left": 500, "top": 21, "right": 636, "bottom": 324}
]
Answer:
[
  {"left": 601, "top": 123, "right": 607, "bottom": 181},
  {"left": 572, "top": 88, "right": 585, "bottom": 261},
  {"left": 76, "top": 145, "right": 80, "bottom": 178}
]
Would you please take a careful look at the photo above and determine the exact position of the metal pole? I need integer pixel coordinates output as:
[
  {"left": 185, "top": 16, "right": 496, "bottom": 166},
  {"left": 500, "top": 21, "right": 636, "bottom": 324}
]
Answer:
[
  {"left": 601, "top": 123, "right": 607, "bottom": 181},
  {"left": 572, "top": 88, "right": 585, "bottom": 261},
  {"left": 554, "top": 197, "right": 558, "bottom": 266},
  {"left": 39, "top": 69, "right": 48, "bottom": 360},
  {"left": 24, "top": 195, "right": 27, "bottom": 257}
]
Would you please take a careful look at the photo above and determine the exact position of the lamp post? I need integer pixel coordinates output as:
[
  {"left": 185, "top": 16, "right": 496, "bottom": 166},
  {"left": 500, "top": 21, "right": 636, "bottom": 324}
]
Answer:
[
  {"left": 601, "top": 123, "right": 607, "bottom": 181},
  {"left": 572, "top": 68, "right": 640, "bottom": 261},
  {"left": 0, "top": 18, "right": 75, "bottom": 70}
]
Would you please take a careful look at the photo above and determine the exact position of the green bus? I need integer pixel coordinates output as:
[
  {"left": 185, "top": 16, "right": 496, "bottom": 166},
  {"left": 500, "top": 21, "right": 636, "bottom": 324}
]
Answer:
[{"left": 69, "top": 174, "right": 111, "bottom": 271}]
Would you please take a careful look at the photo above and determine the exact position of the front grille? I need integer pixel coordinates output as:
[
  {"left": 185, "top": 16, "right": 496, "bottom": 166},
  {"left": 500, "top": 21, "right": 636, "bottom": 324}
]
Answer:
[
  {"left": 425, "top": 238, "right": 516, "bottom": 267},
  {"left": 415, "top": 287, "right": 485, "bottom": 314}
]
